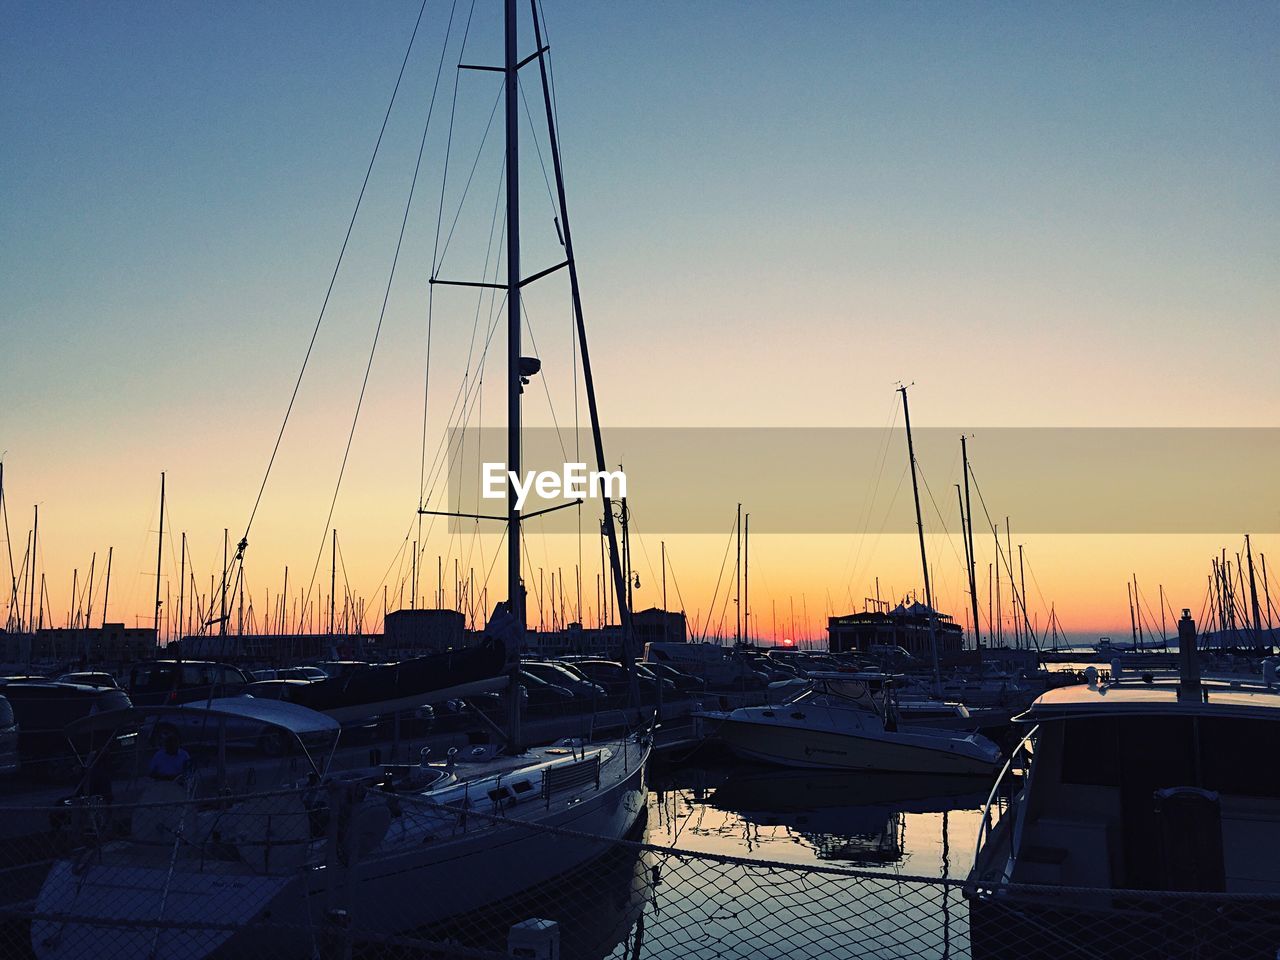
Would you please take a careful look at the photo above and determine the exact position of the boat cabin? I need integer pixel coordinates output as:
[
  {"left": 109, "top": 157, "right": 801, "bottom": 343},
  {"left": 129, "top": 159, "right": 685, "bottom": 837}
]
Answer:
[{"left": 976, "top": 677, "right": 1280, "bottom": 895}]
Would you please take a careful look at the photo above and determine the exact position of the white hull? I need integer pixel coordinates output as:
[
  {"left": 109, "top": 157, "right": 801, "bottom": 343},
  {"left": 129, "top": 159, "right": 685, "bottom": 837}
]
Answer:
[
  {"left": 32, "top": 746, "right": 649, "bottom": 960},
  {"left": 712, "top": 714, "right": 1000, "bottom": 776}
]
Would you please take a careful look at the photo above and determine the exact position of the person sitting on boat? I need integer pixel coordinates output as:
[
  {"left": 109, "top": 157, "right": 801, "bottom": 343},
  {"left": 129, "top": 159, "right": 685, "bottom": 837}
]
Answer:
[{"left": 147, "top": 732, "right": 191, "bottom": 781}]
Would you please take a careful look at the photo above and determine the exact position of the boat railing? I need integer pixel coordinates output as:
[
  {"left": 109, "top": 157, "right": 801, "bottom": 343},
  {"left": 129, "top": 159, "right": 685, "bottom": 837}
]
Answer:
[
  {"left": 542, "top": 754, "right": 601, "bottom": 807},
  {"left": 971, "top": 723, "right": 1037, "bottom": 882},
  {"left": 1103, "top": 670, "right": 1277, "bottom": 693}
]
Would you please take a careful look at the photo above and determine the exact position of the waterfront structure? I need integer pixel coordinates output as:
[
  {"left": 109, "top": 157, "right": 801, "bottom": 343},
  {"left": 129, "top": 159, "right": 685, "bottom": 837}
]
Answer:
[
  {"left": 0, "top": 624, "right": 156, "bottom": 665},
  {"left": 383, "top": 608, "right": 467, "bottom": 656},
  {"left": 828, "top": 602, "right": 964, "bottom": 659}
]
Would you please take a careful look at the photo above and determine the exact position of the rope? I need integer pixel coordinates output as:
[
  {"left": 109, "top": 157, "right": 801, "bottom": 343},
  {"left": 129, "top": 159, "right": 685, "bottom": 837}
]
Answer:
[{"left": 231, "top": 0, "right": 431, "bottom": 589}]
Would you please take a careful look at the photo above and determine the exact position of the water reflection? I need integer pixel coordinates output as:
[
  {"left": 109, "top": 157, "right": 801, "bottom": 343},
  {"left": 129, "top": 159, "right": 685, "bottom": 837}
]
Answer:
[
  {"left": 651, "top": 763, "right": 990, "bottom": 875},
  {"left": 378, "top": 763, "right": 993, "bottom": 960}
]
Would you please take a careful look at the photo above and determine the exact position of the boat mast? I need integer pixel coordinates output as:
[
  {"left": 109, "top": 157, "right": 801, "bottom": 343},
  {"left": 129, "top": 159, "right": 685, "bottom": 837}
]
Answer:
[
  {"left": 1159, "top": 582, "right": 1168, "bottom": 650},
  {"left": 1006, "top": 519, "right": 1018, "bottom": 648},
  {"left": 220, "top": 529, "right": 228, "bottom": 636},
  {"left": 154, "top": 472, "right": 165, "bottom": 642},
  {"left": 898, "top": 384, "right": 940, "bottom": 686},
  {"left": 1127, "top": 580, "right": 1137, "bottom": 647},
  {"left": 960, "top": 437, "right": 981, "bottom": 649},
  {"left": 735, "top": 503, "right": 742, "bottom": 644},
  {"left": 661, "top": 541, "right": 666, "bottom": 637},
  {"left": 529, "top": 2, "right": 637, "bottom": 707},
  {"left": 504, "top": 0, "right": 527, "bottom": 747},
  {"left": 29, "top": 503, "right": 38, "bottom": 643},
  {"left": 1133, "top": 573, "right": 1145, "bottom": 651},
  {"left": 101, "top": 545, "right": 112, "bottom": 628},
  {"left": 1018, "top": 544, "right": 1032, "bottom": 648},
  {"left": 1246, "top": 534, "right": 1262, "bottom": 633},
  {"left": 744, "top": 512, "right": 750, "bottom": 644},
  {"left": 0, "top": 463, "right": 18, "bottom": 633},
  {"left": 955, "top": 485, "right": 971, "bottom": 646},
  {"left": 1263, "top": 553, "right": 1275, "bottom": 631}
]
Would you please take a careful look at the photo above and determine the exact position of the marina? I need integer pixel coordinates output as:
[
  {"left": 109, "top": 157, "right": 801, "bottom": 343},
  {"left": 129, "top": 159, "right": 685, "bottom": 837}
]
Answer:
[{"left": 3, "top": 0, "right": 1279, "bottom": 957}]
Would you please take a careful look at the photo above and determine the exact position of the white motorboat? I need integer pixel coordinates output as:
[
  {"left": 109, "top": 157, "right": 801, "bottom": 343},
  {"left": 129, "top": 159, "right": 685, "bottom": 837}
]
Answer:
[
  {"left": 700, "top": 676, "right": 1002, "bottom": 775},
  {"left": 966, "top": 611, "right": 1280, "bottom": 959}
]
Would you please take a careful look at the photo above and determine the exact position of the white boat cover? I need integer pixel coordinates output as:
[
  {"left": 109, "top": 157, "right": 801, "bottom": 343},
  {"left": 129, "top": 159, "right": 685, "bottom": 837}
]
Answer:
[{"left": 179, "top": 696, "right": 340, "bottom": 735}]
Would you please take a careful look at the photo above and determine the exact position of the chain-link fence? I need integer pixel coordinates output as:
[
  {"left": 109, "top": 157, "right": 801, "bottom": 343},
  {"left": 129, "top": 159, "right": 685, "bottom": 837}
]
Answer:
[{"left": 1, "top": 782, "right": 1276, "bottom": 960}]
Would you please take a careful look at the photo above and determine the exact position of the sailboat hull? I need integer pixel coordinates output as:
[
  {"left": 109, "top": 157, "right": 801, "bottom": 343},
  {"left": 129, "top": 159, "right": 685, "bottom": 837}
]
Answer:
[{"left": 31, "top": 748, "right": 649, "bottom": 960}]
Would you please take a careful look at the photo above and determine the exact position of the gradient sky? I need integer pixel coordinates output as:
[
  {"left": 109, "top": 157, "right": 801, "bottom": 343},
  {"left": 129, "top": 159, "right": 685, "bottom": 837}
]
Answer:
[{"left": 2, "top": 2, "right": 1277, "bottom": 644}]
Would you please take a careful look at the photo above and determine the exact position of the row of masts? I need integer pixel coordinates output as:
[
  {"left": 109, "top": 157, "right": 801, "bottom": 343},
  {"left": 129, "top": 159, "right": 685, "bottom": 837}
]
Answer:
[{"left": 1202, "top": 535, "right": 1276, "bottom": 641}]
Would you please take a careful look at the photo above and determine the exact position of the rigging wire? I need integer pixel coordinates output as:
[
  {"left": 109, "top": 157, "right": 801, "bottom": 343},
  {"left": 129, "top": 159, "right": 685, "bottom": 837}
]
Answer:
[
  {"left": 700, "top": 514, "right": 739, "bottom": 641},
  {"left": 302, "top": 0, "right": 451, "bottom": 620},
  {"left": 230, "top": 0, "right": 432, "bottom": 606},
  {"left": 416, "top": 0, "right": 463, "bottom": 582}
]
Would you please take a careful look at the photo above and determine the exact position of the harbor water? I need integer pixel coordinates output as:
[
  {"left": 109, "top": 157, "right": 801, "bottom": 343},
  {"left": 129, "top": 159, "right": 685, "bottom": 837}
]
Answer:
[{"left": 403, "top": 756, "right": 994, "bottom": 960}]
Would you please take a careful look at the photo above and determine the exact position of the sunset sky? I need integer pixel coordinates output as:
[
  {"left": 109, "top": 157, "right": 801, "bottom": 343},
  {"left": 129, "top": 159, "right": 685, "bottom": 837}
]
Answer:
[{"left": 2, "top": 2, "right": 1277, "bottom": 646}]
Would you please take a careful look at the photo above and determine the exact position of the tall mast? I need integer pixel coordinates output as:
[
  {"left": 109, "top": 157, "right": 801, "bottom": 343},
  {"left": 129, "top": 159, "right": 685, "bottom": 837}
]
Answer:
[
  {"left": 330, "top": 529, "right": 337, "bottom": 635},
  {"left": 30, "top": 504, "right": 38, "bottom": 641},
  {"left": 993, "top": 528, "right": 1001, "bottom": 646},
  {"left": 1246, "top": 534, "right": 1262, "bottom": 633},
  {"left": 956, "top": 485, "right": 970, "bottom": 647},
  {"left": 1, "top": 463, "right": 17, "bottom": 633},
  {"left": 154, "top": 472, "right": 165, "bottom": 641},
  {"left": 1133, "top": 573, "right": 1145, "bottom": 651},
  {"left": 1263, "top": 553, "right": 1274, "bottom": 631},
  {"left": 504, "top": 0, "right": 526, "bottom": 748},
  {"left": 84, "top": 552, "right": 96, "bottom": 634},
  {"left": 1127, "top": 581, "right": 1137, "bottom": 647},
  {"left": 744, "top": 513, "right": 750, "bottom": 643},
  {"left": 1006, "top": 519, "right": 1018, "bottom": 648},
  {"left": 661, "top": 541, "right": 667, "bottom": 636},
  {"left": 220, "top": 529, "right": 228, "bottom": 636},
  {"left": 1159, "top": 582, "right": 1168, "bottom": 650},
  {"left": 898, "top": 384, "right": 940, "bottom": 685},
  {"left": 735, "top": 503, "right": 742, "bottom": 644},
  {"left": 960, "top": 437, "right": 981, "bottom": 649},
  {"left": 178, "top": 533, "right": 186, "bottom": 644},
  {"left": 1018, "top": 544, "right": 1032, "bottom": 648},
  {"left": 530, "top": 1, "right": 635, "bottom": 706},
  {"left": 101, "top": 546, "right": 112, "bottom": 628}
]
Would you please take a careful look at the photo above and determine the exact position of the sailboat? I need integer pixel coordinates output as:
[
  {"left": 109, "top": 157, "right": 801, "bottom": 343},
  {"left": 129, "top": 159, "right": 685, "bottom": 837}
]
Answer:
[{"left": 29, "top": 2, "right": 649, "bottom": 957}]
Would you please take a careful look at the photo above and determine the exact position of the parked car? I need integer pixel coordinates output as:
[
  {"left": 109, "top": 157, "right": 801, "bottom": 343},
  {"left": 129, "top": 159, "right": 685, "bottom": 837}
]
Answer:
[
  {"left": 1, "top": 682, "right": 136, "bottom": 780},
  {"left": 647, "top": 662, "right": 707, "bottom": 692},
  {"left": 0, "top": 694, "right": 18, "bottom": 777},
  {"left": 633, "top": 663, "right": 678, "bottom": 694},
  {"left": 518, "top": 670, "right": 576, "bottom": 713},
  {"left": 569, "top": 660, "right": 673, "bottom": 699},
  {"left": 251, "top": 666, "right": 328, "bottom": 682},
  {"left": 53, "top": 672, "right": 119, "bottom": 688},
  {"left": 127, "top": 660, "right": 255, "bottom": 706},
  {"left": 521, "top": 660, "right": 607, "bottom": 700}
]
